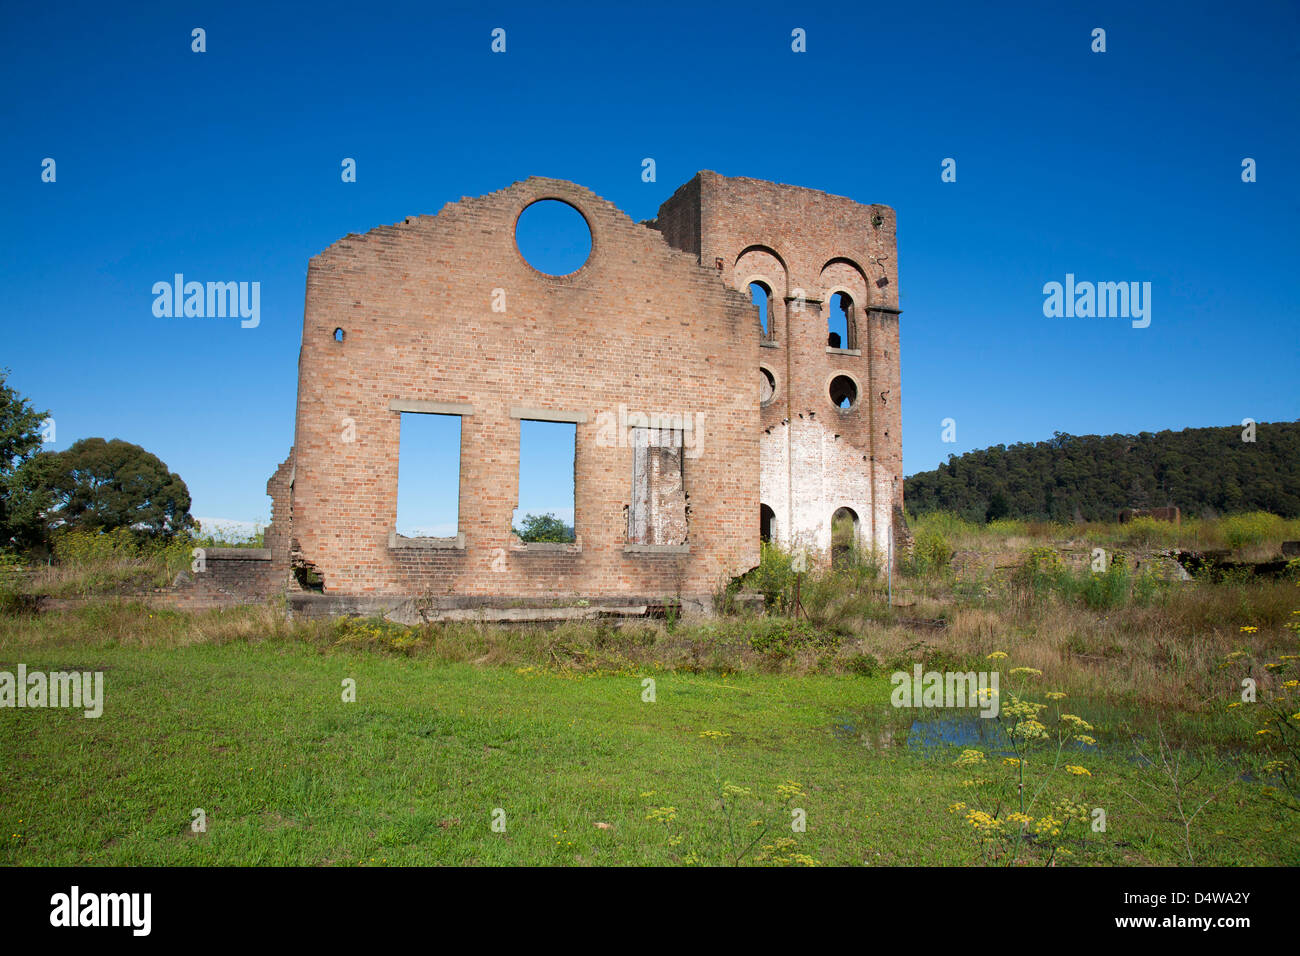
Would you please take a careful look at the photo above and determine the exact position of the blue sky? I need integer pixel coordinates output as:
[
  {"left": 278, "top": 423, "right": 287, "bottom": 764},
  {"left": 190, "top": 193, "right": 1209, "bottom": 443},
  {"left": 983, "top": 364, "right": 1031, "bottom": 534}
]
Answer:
[{"left": 2, "top": 0, "right": 1296, "bottom": 531}]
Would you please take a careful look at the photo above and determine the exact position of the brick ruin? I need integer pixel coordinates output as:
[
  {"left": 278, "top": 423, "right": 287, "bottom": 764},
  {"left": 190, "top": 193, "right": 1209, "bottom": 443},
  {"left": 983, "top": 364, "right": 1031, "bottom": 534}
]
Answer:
[
  {"left": 246, "top": 171, "right": 904, "bottom": 615},
  {"left": 1118, "top": 506, "right": 1181, "bottom": 524}
]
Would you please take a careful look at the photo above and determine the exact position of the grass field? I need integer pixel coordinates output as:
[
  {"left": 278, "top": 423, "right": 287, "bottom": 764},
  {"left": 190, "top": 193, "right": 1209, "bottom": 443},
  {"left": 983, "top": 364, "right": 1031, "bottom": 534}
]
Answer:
[{"left": 2, "top": 596, "right": 1297, "bottom": 867}]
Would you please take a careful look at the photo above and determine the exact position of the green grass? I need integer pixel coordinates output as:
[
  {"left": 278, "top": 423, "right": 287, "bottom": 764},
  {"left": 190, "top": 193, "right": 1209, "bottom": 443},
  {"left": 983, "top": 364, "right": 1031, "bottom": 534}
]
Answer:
[
  {"left": 1, "top": 606, "right": 1295, "bottom": 866},
  {"left": 906, "top": 509, "right": 1300, "bottom": 555}
]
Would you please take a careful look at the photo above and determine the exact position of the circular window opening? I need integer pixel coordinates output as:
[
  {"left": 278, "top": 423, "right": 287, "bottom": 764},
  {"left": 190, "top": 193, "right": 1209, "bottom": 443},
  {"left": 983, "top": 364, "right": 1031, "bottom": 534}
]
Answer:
[
  {"left": 759, "top": 367, "right": 776, "bottom": 405},
  {"left": 829, "top": 375, "right": 858, "bottom": 410},
  {"left": 333, "top": 328, "right": 345, "bottom": 343},
  {"left": 515, "top": 199, "right": 592, "bottom": 276}
]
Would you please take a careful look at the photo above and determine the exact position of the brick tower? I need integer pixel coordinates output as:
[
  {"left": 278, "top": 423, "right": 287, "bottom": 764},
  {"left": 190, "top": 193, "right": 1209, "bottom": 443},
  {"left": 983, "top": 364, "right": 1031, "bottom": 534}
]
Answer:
[{"left": 651, "top": 171, "right": 904, "bottom": 561}]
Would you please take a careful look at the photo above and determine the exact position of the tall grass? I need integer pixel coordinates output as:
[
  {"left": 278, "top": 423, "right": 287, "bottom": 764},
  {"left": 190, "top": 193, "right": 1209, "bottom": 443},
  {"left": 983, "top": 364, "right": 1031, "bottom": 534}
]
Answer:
[
  {"left": 729, "top": 542, "right": 886, "bottom": 633},
  {"left": 908, "top": 509, "right": 1300, "bottom": 555},
  {"left": 1, "top": 525, "right": 272, "bottom": 601},
  {"left": 1006, "top": 547, "right": 1166, "bottom": 612},
  {"left": 5, "top": 515, "right": 1299, "bottom": 729},
  {"left": 1220, "top": 512, "right": 1297, "bottom": 549},
  {"left": 1, "top": 529, "right": 194, "bottom": 598}
]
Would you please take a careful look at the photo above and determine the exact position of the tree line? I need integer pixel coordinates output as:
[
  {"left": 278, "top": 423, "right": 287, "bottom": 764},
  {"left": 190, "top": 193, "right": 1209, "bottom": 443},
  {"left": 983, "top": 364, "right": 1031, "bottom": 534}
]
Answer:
[{"left": 904, "top": 421, "right": 1300, "bottom": 523}]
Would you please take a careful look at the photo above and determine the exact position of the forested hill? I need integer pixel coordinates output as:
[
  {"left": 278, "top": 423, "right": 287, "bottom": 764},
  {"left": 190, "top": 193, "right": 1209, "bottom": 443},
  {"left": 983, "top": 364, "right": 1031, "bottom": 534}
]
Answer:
[{"left": 903, "top": 421, "right": 1300, "bottom": 522}]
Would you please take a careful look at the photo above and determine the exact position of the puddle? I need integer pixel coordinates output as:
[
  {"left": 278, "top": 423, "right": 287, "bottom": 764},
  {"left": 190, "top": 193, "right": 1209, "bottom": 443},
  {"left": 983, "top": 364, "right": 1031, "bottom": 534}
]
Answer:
[
  {"left": 830, "top": 709, "right": 1264, "bottom": 782},
  {"left": 907, "top": 715, "right": 1011, "bottom": 751},
  {"left": 905, "top": 714, "right": 1100, "bottom": 758},
  {"left": 830, "top": 709, "right": 1104, "bottom": 756},
  {"left": 830, "top": 718, "right": 899, "bottom": 750}
]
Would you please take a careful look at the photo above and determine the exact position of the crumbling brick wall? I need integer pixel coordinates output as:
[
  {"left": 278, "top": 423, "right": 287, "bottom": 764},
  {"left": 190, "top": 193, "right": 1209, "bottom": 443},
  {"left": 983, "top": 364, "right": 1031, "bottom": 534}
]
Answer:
[
  {"left": 281, "top": 177, "right": 759, "bottom": 599},
  {"left": 268, "top": 171, "right": 904, "bottom": 600},
  {"left": 164, "top": 549, "right": 280, "bottom": 609},
  {"left": 651, "top": 171, "right": 903, "bottom": 561},
  {"left": 1119, "top": 506, "right": 1181, "bottom": 524},
  {"left": 264, "top": 450, "right": 294, "bottom": 575}
]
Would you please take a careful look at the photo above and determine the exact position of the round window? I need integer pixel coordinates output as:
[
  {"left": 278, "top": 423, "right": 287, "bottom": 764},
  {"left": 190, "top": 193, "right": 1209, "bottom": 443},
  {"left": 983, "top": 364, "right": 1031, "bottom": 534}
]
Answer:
[
  {"left": 515, "top": 199, "right": 592, "bottom": 276},
  {"left": 829, "top": 375, "right": 858, "bottom": 410}
]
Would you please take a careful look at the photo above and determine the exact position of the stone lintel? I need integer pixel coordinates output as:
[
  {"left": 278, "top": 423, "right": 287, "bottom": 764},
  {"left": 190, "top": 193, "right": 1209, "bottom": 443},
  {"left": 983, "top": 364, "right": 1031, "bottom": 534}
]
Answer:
[
  {"left": 509, "top": 407, "right": 588, "bottom": 423},
  {"left": 389, "top": 399, "right": 474, "bottom": 416},
  {"left": 388, "top": 531, "right": 466, "bottom": 550}
]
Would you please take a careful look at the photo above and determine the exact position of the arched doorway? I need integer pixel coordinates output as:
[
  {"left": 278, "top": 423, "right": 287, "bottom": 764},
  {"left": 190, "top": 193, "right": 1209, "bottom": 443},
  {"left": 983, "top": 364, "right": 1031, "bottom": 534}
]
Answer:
[
  {"left": 831, "top": 507, "right": 859, "bottom": 568},
  {"left": 760, "top": 504, "right": 776, "bottom": 544}
]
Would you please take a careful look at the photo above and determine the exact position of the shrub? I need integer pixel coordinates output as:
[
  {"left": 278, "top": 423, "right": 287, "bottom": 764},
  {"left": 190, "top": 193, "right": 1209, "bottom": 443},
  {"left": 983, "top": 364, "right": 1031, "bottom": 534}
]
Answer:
[
  {"left": 711, "top": 574, "right": 745, "bottom": 615},
  {"left": 1076, "top": 560, "right": 1132, "bottom": 610},
  {"left": 1118, "top": 516, "right": 1178, "bottom": 549},
  {"left": 907, "top": 528, "right": 954, "bottom": 577},
  {"left": 1007, "top": 547, "right": 1168, "bottom": 611},
  {"left": 1221, "top": 512, "right": 1284, "bottom": 550},
  {"left": 843, "top": 653, "right": 880, "bottom": 676},
  {"left": 21, "top": 528, "right": 196, "bottom": 596},
  {"left": 52, "top": 528, "right": 140, "bottom": 565},
  {"left": 799, "top": 570, "right": 885, "bottom": 632},
  {"left": 910, "top": 511, "right": 980, "bottom": 546},
  {"left": 746, "top": 543, "right": 797, "bottom": 610},
  {"left": 1011, "top": 547, "right": 1067, "bottom": 602},
  {"left": 745, "top": 618, "right": 838, "bottom": 653},
  {"left": 330, "top": 616, "right": 423, "bottom": 655}
]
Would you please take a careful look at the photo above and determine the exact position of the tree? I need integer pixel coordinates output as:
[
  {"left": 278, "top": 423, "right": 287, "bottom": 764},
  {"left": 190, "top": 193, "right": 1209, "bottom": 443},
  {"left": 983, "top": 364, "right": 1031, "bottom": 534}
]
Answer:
[
  {"left": 1127, "top": 476, "right": 1150, "bottom": 509},
  {"left": 3, "top": 453, "right": 61, "bottom": 549},
  {"left": 513, "top": 512, "right": 574, "bottom": 543},
  {"left": 985, "top": 491, "right": 1010, "bottom": 523},
  {"left": 36, "top": 438, "right": 195, "bottom": 539},
  {"left": 0, "top": 370, "right": 51, "bottom": 547}
]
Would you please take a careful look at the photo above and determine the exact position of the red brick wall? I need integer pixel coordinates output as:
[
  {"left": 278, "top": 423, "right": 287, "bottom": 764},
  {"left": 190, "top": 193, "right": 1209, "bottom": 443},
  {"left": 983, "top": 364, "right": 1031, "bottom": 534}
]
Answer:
[
  {"left": 285, "top": 177, "right": 760, "bottom": 598},
  {"left": 274, "top": 171, "right": 903, "bottom": 598},
  {"left": 163, "top": 550, "right": 282, "bottom": 609},
  {"left": 654, "top": 172, "right": 903, "bottom": 560},
  {"left": 264, "top": 450, "right": 294, "bottom": 574}
]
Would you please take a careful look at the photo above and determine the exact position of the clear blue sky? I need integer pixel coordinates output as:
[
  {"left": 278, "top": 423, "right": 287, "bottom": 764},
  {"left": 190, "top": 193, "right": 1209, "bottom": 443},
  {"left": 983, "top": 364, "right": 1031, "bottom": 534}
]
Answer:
[{"left": 2, "top": 0, "right": 1296, "bottom": 529}]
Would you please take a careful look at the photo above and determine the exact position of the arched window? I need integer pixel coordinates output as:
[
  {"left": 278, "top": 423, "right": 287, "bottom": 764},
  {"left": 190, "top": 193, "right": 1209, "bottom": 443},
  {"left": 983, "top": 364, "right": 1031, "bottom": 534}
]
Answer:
[
  {"left": 760, "top": 504, "right": 776, "bottom": 544},
  {"left": 749, "top": 281, "right": 774, "bottom": 341},
  {"left": 827, "top": 292, "right": 857, "bottom": 350}
]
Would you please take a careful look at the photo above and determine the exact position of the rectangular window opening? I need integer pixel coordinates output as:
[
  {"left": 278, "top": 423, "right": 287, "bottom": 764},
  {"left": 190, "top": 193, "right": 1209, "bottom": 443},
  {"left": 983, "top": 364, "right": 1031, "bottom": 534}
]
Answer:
[
  {"left": 396, "top": 412, "right": 462, "bottom": 538},
  {"left": 513, "top": 419, "right": 576, "bottom": 543},
  {"left": 628, "top": 426, "right": 688, "bottom": 546}
]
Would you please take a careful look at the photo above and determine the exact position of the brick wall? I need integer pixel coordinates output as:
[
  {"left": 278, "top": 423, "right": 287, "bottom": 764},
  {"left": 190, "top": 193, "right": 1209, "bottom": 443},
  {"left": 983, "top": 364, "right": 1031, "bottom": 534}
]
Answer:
[
  {"left": 653, "top": 171, "right": 903, "bottom": 560},
  {"left": 264, "top": 451, "right": 294, "bottom": 575},
  {"left": 270, "top": 171, "right": 904, "bottom": 600},
  {"left": 163, "top": 549, "right": 284, "bottom": 609},
  {"left": 282, "top": 177, "right": 760, "bottom": 599}
]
